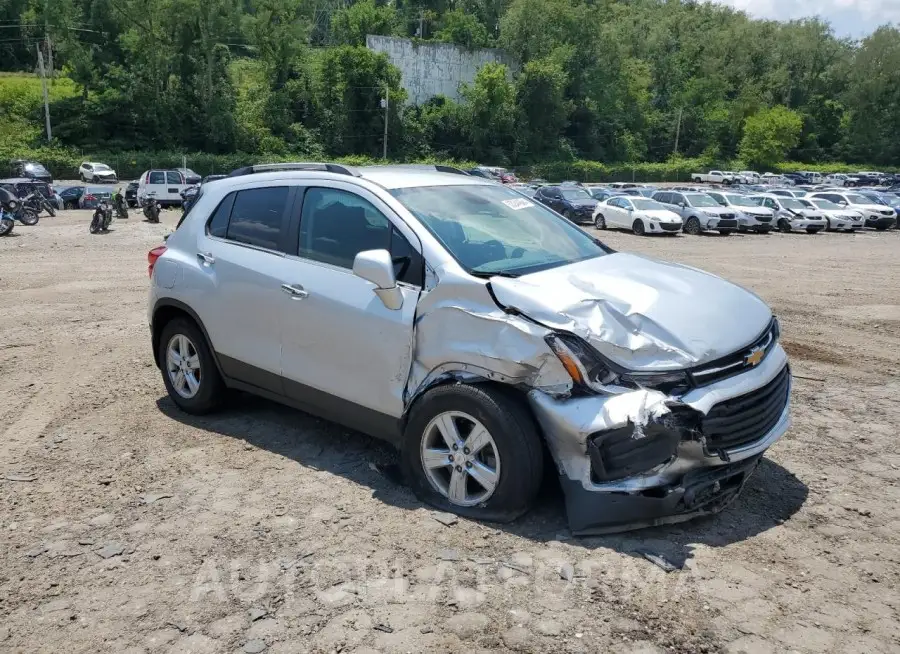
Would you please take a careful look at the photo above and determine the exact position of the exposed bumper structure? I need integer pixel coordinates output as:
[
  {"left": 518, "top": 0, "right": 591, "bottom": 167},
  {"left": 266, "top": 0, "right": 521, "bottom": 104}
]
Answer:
[
  {"left": 528, "top": 344, "right": 791, "bottom": 534},
  {"left": 702, "top": 216, "right": 738, "bottom": 230}
]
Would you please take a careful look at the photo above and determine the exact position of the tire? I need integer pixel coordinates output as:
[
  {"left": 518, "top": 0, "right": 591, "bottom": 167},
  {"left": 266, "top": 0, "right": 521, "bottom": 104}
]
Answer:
[
  {"left": 93, "top": 175, "right": 99, "bottom": 183},
  {"left": 89, "top": 215, "right": 100, "bottom": 234},
  {"left": 45, "top": 204, "right": 55, "bottom": 217},
  {"left": 594, "top": 214, "right": 606, "bottom": 229},
  {"left": 158, "top": 317, "right": 225, "bottom": 415},
  {"left": 719, "top": 229, "right": 733, "bottom": 235},
  {"left": 402, "top": 383, "right": 544, "bottom": 523},
  {"left": 65, "top": 201, "right": 76, "bottom": 210},
  {"left": 563, "top": 209, "right": 573, "bottom": 222},
  {"left": 778, "top": 219, "right": 791, "bottom": 233},
  {"left": 825, "top": 218, "right": 832, "bottom": 231},
  {"left": 693, "top": 177, "right": 702, "bottom": 183},
  {"left": 19, "top": 210, "right": 39, "bottom": 226},
  {"left": 875, "top": 224, "right": 889, "bottom": 231},
  {"left": 632, "top": 219, "right": 646, "bottom": 236},
  {"left": 807, "top": 228, "right": 821, "bottom": 234},
  {"left": 683, "top": 216, "right": 701, "bottom": 235},
  {"left": 0, "top": 218, "right": 13, "bottom": 236}
]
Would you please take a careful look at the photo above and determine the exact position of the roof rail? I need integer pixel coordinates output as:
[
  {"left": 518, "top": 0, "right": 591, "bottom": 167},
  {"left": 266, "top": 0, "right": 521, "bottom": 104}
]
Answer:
[
  {"left": 361, "top": 164, "right": 471, "bottom": 176},
  {"left": 227, "top": 162, "right": 360, "bottom": 178}
]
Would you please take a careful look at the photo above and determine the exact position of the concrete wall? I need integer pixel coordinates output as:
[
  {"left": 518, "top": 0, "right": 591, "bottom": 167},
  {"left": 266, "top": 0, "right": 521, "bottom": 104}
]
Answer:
[{"left": 366, "top": 35, "right": 518, "bottom": 105}]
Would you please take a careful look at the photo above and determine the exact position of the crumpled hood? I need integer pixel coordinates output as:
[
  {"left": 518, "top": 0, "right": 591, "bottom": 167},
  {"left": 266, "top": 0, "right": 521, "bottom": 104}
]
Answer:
[
  {"left": 489, "top": 252, "right": 772, "bottom": 371},
  {"left": 568, "top": 199, "right": 598, "bottom": 209}
]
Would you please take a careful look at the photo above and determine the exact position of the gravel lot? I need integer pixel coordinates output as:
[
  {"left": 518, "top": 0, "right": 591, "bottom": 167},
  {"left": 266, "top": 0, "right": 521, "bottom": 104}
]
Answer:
[{"left": 1, "top": 210, "right": 898, "bottom": 654}]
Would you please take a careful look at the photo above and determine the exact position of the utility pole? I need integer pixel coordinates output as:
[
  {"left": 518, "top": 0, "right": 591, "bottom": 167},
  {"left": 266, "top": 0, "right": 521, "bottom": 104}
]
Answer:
[
  {"left": 673, "top": 107, "right": 683, "bottom": 155},
  {"left": 382, "top": 85, "right": 389, "bottom": 160},
  {"left": 36, "top": 43, "right": 52, "bottom": 142},
  {"left": 418, "top": 11, "right": 425, "bottom": 38},
  {"left": 46, "top": 35, "right": 53, "bottom": 80}
]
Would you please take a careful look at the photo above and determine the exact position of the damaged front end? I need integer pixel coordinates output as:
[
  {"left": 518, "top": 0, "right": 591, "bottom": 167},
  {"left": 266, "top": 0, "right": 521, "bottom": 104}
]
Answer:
[{"left": 529, "top": 325, "right": 790, "bottom": 535}]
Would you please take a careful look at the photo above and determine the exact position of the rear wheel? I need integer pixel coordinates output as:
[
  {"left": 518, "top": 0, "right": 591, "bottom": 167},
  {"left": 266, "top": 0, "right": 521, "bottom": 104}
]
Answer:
[
  {"left": 19, "top": 210, "right": 39, "bottom": 226},
  {"left": 632, "top": 219, "right": 646, "bottom": 236},
  {"left": 402, "top": 384, "right": 544, "bottom": 522},
  {"left": 158, "top": 318, "right": 225, "bottom": 414},
  {"left": 0, "top": 218, "right": 13, "bottom": 236},
  {"left": 683, "top": 216, "right": 701, "bottom": 235},
  {"left": 693, "top": 177, "right": 702, "bottom": 183}
]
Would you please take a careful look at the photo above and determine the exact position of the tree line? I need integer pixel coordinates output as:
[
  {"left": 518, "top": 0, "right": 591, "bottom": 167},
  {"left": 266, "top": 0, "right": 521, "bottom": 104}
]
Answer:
[{"left": 1, "top": 0, "right": 899, "bottom": 169}]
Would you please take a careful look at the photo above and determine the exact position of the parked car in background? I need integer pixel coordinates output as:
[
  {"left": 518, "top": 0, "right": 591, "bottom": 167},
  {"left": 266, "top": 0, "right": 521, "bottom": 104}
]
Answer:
[
  {"left": 533, "top": 185, "right": 598, "bottom": 224},
  {"left": 808, "top": 191, "right": 896, "bottom": 230},
  {"left": 508, "top": 183, "right": 536, "bottom": 198},
  {"left": 796, "top": 171, "right": 823, "bottom": 184},
  {"left": 739, "top": 171, "right": 761, "bottom": 183},
  {"left": 125, "top": 181, "right": 139, "bottom": 207},
  {"left": 79, "top": 187, "right": 112, "bottom": 210},
  {"left": 586, "top": 187, "right": 624, "bottom": 202},
  {"left": 706, "top": 191, "right": 775, "bottom": 233},
  {"left": 851, "top": 172, "right": 882, "bottom": 186},
  {"left": 798, "top": 198, "right": 863, "bottom": 232},
  {"left": 622, "top": 186, "right": 658, "bottom": 198},
  {"left": 856, "top": 190, "right": 900, "bottom": 218},
  {"left": 823, "top": 173, "right": 849, "bottom": 186},
  {"left": 691, "top": 171, "right": 734, "bottom": 184},
  {"left": 57, "top": 185, "right": 85, "bottom": 209},
  {"left": 201, "top": 174, "right": 226, "bottom": 185},
  {"left": 749, "top": 194, "right": 826, "bottom": 233},
  {"left": 593, "top": 196, "right": 682, "bottom": 235},
  {"left": 79, "top": 162, "right": 118, "bottom": 183},
  {"left": 652, "top": 190, "right": 738, "bottom": 235},
  {"left": 11, "top": 160, "right": 53, "bottom": 183},
  {"left": 177, "top": 168, "right": 202, "bottom": 185},
  {"left": 137, "top": 169, "right": 188, "bottom": 207}
]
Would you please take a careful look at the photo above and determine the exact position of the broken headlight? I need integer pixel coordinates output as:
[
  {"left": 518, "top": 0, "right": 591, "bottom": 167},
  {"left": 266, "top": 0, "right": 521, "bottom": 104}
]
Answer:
[{"left": 546, "top": 333, "right": 690, "bottom": 395}]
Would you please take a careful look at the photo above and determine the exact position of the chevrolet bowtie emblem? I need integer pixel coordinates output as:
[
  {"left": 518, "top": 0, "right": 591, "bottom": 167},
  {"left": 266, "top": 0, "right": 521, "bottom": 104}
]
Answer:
[{"left": 745, "top": 347, "right": 765, "bottom": 367}]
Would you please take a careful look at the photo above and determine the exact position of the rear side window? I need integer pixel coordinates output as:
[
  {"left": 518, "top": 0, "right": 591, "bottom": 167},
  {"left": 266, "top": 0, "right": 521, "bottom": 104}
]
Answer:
[
  {"left": 148, "top": 171, "right": 165, "bottom": 184},
  {"left": 206, "top": 193, "right": 233, "bottom": 237},
  {"left": 166, "top": 171, "right": 182, "bottom": 184},
  {"left": 225, "top": 187, "right": 290, "bottom": 251}
]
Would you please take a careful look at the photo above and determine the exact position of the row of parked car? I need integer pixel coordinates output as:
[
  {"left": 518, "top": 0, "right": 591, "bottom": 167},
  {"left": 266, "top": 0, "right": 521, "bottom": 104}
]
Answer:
[
  {"left": 516, "top": 181, "right": 899, "bottom": 236},
  {"left": 690, "top": 169, "right": 900, "bottom": 187}
]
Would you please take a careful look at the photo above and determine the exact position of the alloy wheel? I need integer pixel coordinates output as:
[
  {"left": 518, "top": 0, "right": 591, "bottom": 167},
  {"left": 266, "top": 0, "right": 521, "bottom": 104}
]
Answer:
[
  {"left": 594, "top": 214, "right": 606, "bottom": 229},
  {"left": 420, "top": 411, "right": 500, "bottom": 507},
  {"left": 166, "top": 333, "right": 202, "bottom": 399}
]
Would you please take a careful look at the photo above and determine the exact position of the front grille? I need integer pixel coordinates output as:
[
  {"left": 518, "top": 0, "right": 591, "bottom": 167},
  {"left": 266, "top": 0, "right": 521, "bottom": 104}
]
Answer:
[
  {"left": 755, "top": 215, "right": 772, "bottom": 223},
  {"left": 881, "top": 210, "right": 894, "bottom": 216},
  {"left": 717, "top": 219, "right": 738, "bottom": 228},
  {"left": 660, "top": 223, "right": 681, "bottom": 231},
  {"left": 720, "top": 213, "right": 735, "bottom": 219},
  {"left": 690, "top": 319, "right": 778, "bottom": 387},
  {"left": 701, "top": 366, "right": 790, "bottom": 451}
]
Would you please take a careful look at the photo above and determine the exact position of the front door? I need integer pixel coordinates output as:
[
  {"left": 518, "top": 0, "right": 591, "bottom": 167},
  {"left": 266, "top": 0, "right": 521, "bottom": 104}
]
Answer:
[{"left": 279, "top": 184, "right": 421, "bottom": 424}]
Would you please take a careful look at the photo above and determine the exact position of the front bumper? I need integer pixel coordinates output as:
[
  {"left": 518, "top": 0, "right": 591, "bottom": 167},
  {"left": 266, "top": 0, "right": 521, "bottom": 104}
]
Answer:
[
  {"left": 865, "top": 215, "right": 895, "bottom": 229},
  {"left": 787, "top": 217, "right": 826, "bottom": 230},
  {"left": 648, "top": 220, "right": 682, "bottom": 233},
  {"left": 739, "top": 214, "right": 774, "bottom": 231},
  {"left": 702, "top": 216, "right": 738, "bottom": 230},
  {"left": 528, "top": 345, "right": 791, "bottom": 534}
]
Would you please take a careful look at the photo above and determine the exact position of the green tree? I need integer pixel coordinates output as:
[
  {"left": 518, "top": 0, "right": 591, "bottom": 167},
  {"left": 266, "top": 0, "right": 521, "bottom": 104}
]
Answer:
[
  {"left": 739, "top": 106, "right": 803, "bottom": 168},
  {"left": 330, "top": 0, "right": 398, "bottom": 46},
  {"left": 515, "top": 58, "right": 568, "bottom": 158},
  {"left": 435, "top": 9, "right": 489, "bottom": 49},
  {"left": 460, "top": 62, "right": 517, "bottom": 163}
]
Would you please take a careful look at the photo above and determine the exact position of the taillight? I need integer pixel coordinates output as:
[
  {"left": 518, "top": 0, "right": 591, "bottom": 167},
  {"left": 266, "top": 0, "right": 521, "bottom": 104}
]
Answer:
[
  {"left": 144, "top": 173, "right": 150, "bottom": 184},
  {"left": 148, "top": 245, "right": 167, "bottom": 278},
  {"left": 84, "top": 194, "right": 95, "bottom": 201}
]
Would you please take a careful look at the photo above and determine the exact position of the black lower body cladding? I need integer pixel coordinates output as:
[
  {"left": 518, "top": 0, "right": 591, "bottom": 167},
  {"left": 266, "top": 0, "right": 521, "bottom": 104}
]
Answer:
[{"left": 563, "top": 454, "right": 763, "bottom": 535}]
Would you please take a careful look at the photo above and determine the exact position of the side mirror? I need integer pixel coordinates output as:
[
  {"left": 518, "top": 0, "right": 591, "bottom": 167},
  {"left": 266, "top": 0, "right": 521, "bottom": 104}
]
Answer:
[
  {"left": 353, "top": 249, "right": 402, "bottom": 310},
  {"left": 678, "top": 201, "right": 686, "bottom": 208}
]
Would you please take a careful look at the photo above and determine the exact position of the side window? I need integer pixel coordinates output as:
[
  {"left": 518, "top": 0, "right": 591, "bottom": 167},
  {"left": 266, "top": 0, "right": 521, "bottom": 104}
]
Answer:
[
  {"left": 620, "top": 198, "right": 633, "bottom": 210},
  {"left": 205, "top": 192, "right": 235, "bottom": 238},
  {"left": 298, "top": 188, "right": 392, "bottom": 270},
  {"left": 226, "top": 186, "right": 290, "bottom": 251},
  {"left": 672, "top": 194, "right": 684, "bottom": 205},
  {"left": 166, "top": 171, "right": 182, "bottom": 184},
  {"left": 148, "top": 171, "right": 165, "bottom": 184},
  {"left": 709, "top": 194, "right": 725, "bottom": 206}
]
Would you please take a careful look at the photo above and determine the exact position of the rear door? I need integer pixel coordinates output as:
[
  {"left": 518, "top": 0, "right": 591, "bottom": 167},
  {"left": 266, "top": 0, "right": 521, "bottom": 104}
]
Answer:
[
  {"left": 279, "top": 182, "right": 421, "bottom": 422},
  {"left": 192, "top": 184, "right": 298, "bottom": 391},
  {"left": 605, "top": 197, "right": 628, "bottom": 228},
  {"left": 165, "top": 170, "right": 185, "bottom": 203}
]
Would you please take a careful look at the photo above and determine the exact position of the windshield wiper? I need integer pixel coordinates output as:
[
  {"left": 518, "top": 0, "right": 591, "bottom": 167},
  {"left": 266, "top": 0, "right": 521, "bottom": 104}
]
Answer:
[{"left": 469, "top": 269, "right": 520, "bottom": 278}]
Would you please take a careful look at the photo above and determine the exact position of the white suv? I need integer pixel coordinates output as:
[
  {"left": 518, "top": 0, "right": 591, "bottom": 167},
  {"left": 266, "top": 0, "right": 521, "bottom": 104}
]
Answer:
[
  {"left": 147, "top": 163, "right": 792, "bottom": 534},
  {"left": 79, "top": 161, "right": 118, "bottom": 183}
]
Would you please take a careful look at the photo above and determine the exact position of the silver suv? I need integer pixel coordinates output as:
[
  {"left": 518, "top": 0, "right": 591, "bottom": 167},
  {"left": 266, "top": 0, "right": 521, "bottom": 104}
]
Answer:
[
  {"left": 652, "top": 191, "right": 739, "bottom": 235},
  {"left": 148, "top": 163, "right": 792, "bottom": 534}
]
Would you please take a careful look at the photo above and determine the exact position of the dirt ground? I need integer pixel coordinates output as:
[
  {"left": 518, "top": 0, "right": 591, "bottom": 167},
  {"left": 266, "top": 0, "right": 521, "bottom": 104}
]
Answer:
[{"left": 1, "top": 210, "right": 898, "bottom": 654}]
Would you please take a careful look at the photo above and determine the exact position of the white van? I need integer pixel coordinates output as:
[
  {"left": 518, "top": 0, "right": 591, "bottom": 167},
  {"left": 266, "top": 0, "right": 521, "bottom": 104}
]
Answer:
[{"left": 137, "top": 169, "right": 188, "bottom": 207}]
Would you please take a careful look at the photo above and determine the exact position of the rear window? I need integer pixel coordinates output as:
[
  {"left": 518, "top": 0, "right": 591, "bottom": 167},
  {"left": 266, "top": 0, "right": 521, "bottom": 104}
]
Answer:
[
  {"left": 166, "top": 171, "right": 182, "bottom": 184},
  {"left": 148, "top": 171, "right": 165, "bottom": 184}
]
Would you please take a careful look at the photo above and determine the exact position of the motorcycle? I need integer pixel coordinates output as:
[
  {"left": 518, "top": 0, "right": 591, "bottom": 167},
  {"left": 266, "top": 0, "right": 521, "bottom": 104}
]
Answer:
[
  {"left": 113, "top": 193, "right": 129, "bottom": 220},
  {"left": 22, "top": 192, "right": 55, "bottom": 218},
  {"left": 0, "top": 206, "right": 14, "bottom": 236},
  {"left": 89, "top": 198, "right": 113, "bottom": 234},
  {"left": 180, "top": 186, "right": 199, "bottom": 216},
  {"left": 142, "top": 193, "right": 160, "bottom": 223}
]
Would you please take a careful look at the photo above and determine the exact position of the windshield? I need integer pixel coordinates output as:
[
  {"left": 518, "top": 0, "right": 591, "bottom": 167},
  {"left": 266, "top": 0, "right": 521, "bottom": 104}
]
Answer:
[
  {"left": 391, "top": 184, "right": 608, "bottom": 277},
  {"left": 726, "top": 194, "right": 756, "bottom": 207},
  {"left": 781, "top": 198, "right": 806, "bottom": 210},
  {"left": 684, "top": 193, "right": 718, "bottom": 207},
  {"left": 560, "top": 187, "right": 591, "bottom": 200},
  {"left": 845, "top": 194, "right": 872, "bottom": 205},
  {"left": 812, "top": 199, "right": 842, "bottom": 210},
  {"left": 630, "top": 198, "right": 667, "bottom": 211},
  {"left": 861, "top": 194, "right": 887, "bottom": 205},
  {"left": 25, "top": 163, "right": 49, "bottom": 173},
  {"left": 94, "top": 164, "right": 111, "bottom": 171}
]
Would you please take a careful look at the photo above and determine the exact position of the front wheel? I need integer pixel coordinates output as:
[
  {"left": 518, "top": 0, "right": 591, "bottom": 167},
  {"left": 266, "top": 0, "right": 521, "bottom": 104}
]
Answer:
[
  {"left": 632, "top": 219, "right": 646, "bottom": 236},
  {"left": 825, "top": 218, "right": 832, "bottom": 231},
  {"left": 594, "top": 214, "right": 606, "bottom": 229},
  {"left": 778, "top": 219, "right": 791, "bottom": 233},
  {"left": 19, "top": 210, "right": 39, "bottom": 226},
  {"left": 875, "top": 225, "right": 889, "bottom": 231},
  {"left": 563, "top": 209, "right": 574, "bottom": 222},
  {"left": 0, "top": 218, "right": 13, "bottom": 236},
  {"left": 402, "top": 384, "right": 544, "bottom": 523},
  {"left": 683, "top": 216, "right": 701, "bottom": 235},
  {"left": 89, "top": 214, "right": 100, "bottom": 234}
]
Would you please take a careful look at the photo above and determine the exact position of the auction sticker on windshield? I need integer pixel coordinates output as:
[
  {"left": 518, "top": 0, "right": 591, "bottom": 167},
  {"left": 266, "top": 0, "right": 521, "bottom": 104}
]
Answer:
[{"left": 502, "top": 198, "right": 534, "bottom": 210}]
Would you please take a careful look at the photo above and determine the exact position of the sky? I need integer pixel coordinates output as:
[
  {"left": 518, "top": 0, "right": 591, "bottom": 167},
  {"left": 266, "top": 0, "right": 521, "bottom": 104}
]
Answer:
[{"left": 711, "top": 0, "right": 900, "bottom": 38}]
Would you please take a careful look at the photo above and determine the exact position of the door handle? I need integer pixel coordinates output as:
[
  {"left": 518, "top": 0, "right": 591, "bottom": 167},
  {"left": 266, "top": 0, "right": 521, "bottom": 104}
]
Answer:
[
  {"left": 281, "top": 283, "right": 309, "bottom": 299},
  {"left": 197, "top": 251, "right": 215, "bottom": 265}
]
